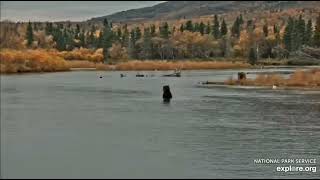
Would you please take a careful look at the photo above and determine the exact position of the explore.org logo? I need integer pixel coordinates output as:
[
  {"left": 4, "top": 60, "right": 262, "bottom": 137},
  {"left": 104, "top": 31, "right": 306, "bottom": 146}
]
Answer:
[{"left": 253, "top": 158, "right": 317, "bottom": 173}]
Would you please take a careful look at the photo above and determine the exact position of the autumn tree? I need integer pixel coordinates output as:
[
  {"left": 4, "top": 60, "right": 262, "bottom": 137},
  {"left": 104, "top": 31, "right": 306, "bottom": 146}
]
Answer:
[{"left": 109, "top": 42, "right": 128, "bottom": 63}]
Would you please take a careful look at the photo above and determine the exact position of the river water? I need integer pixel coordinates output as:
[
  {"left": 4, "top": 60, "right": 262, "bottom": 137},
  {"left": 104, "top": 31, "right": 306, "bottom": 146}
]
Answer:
[{"left": 1, "top": 69, "right": 319, "bottom": 178}]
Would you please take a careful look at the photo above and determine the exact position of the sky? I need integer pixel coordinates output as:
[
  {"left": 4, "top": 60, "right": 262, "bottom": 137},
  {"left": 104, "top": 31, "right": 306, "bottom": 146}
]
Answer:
[{"left": 0, "top": 1, "right": 163, "bottom": 22}]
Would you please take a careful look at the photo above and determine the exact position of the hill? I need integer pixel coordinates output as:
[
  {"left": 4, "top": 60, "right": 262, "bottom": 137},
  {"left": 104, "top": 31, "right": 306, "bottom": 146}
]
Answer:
[{"left": 88, "top": 1, "right": 320, "bottom": 23}]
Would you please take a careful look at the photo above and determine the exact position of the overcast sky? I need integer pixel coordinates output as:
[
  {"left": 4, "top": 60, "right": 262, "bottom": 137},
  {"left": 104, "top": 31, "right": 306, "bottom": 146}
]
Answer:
[{"left": 0, "top": 1, "right": 163, "bottom": 22}]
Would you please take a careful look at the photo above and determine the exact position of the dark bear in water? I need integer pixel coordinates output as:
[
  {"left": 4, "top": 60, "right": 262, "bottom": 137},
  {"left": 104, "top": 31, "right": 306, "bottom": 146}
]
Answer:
[
  {"left": 238, "top": 72, "right": 246, "bottom": 80},
  {"left": 163, "top": 85, "right": 172, "bottom": 103}
]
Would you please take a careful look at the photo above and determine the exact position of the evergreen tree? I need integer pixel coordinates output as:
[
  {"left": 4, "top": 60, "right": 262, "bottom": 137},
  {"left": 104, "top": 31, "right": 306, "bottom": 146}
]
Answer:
[
  {"left": 45, "top": 22, "right": 53, "bottom": 35},
  {"left": 194, "top": 22, "right": 199, "bottom": 32},
  {"left": 273, "top": 24, "right": 281, "bottom": 45},
  {"left": 283, "top": 17, "right": 294, "bottom": 51},
  {"left": 263, "top": 23, "right": 269, "bottom": 37},
  {"left": 79, "top": 30, "right": 86, "bottom": 47},
  {"left": 56, "top": 32, "right": 66, "bottom": 51},
  {"left": 231, "top": 17, "right": 241, "bottom": 38},
  {"left": 199, "top": 22, "right": 205, "bottom": 35},
  {"left": 101, "top": 19, "right": 113, "bottom": 63},
  {"left": 103, "top": 19, "right": 109, "bottom": 27},
  {"left": 212, "top": 14, "right": 220, "bottom": 39},
  {"left": 314, "top": 14, "right": 320, "bottom": 47},
  {"left": 160, "top": 22, "right": 170, "bottom": 39},
  {"left": 33, "top": 23, "right": 38, "bottom": 31},
  {"left": 246, "top": 19, "right": 255, "bottom": 32},
  {"left": 297, "top": 15, "right": 305, "bottom": 47},
  {"left": 75, "top": 24, "right": 80, "bottom": 39},
  {"left": 185, "top": 20, "right": 193, "bottom": 32},
  {"left": 305, "top": 19, "right": 313, "bottom": 46},
  {"left": 129, "top": 29, "right": 137, "bottom": 58},
  {"left": 88, "top": 25, "right": 96, "bottom": 48},
  {"left": 172, "top": 26, "right": 176, "bottom": 34},
  {"left": 26, "top": 21, "right": 34, "bottom": 47},
  {"left": 239, "top": 14, "right": 244, "bottom": 25},
  {"left": 122, "top": 24, "right": 129, "bottom": 47},
  {"left": 248, "top": 47, "right": 257, "bottom": 65},
  {"left": 135, "top": 27, "right": 142, "bottom": 40},
  {"left": 220, "top": 19, "right": 228, "bottom": 36},
  {"left": 150, "top": 24, "right": 156, "bottom": 37},
  {"left": 291, "top": 18, "right": 300, "bottom": 51},
  {"left": 205, "top": 22, "right": 211, "bottom": 34},
  {"left": 180, "top": 24, "right": 184, "bottom": 32},
  {"left": 142, "top": 27, "right": 152, "bottom": 59},
  {"left": 115, "top": 27, "right": 122, "bottom": 42},
  {"left": 64, "top": 28, "right": 74, "bottom": 50},
  {"left": 97, "top": 31, "right": 103, "bottom": 48}
]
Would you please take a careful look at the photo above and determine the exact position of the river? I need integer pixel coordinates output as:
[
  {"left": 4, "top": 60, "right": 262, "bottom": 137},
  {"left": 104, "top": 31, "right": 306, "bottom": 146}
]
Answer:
[{"left": 1, "top": 69, "right": 319, "bottom": 178}]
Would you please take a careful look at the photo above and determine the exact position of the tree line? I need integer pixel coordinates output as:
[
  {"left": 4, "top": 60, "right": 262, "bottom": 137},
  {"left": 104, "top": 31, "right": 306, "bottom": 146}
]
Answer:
[{"left": 17, "top": 13, "right": 320, "bottom": 64}]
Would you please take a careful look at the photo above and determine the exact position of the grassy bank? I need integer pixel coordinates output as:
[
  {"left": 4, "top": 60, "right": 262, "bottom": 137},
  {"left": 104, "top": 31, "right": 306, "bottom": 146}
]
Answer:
[
  {"left": 115, "top": 60, "right": 250, "bottom": 71},
  {"left": 0, "top": 49, "right": 70, "bottom": 74},
  {"left": 225, "top": 69, "right": 320, "bottom": 88},
  {"left": 1, "top": 49, "right": 251, "bottom": 74}
]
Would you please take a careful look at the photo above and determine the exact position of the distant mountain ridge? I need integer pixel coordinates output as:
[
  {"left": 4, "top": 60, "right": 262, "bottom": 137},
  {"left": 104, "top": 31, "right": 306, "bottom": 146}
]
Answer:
[{"left": 88, "top": 1, "right": 320, "bottom": 23}]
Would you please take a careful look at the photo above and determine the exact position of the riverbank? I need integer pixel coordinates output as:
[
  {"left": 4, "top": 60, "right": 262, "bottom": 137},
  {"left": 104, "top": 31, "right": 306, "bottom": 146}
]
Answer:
[
  {"left": 222, "top": 68, "right": 320, "bottom": 89},
  {"left": 1, "top": 60, "right": 250, "bottom": 74},
  {"left": 0, "top": 49, "right": 251, "bottom": 74}
]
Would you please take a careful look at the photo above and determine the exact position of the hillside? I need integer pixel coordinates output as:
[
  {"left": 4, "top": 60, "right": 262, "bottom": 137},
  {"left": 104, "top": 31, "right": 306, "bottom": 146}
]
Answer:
[{"left": 88, "top": 1, "right": 320, "bottom": 23}]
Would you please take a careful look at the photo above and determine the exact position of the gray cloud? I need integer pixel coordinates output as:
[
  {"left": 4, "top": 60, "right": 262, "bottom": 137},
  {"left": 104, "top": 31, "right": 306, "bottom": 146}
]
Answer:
[{"left": 0, "top": 1, "right": 163, "bottom": 22}]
